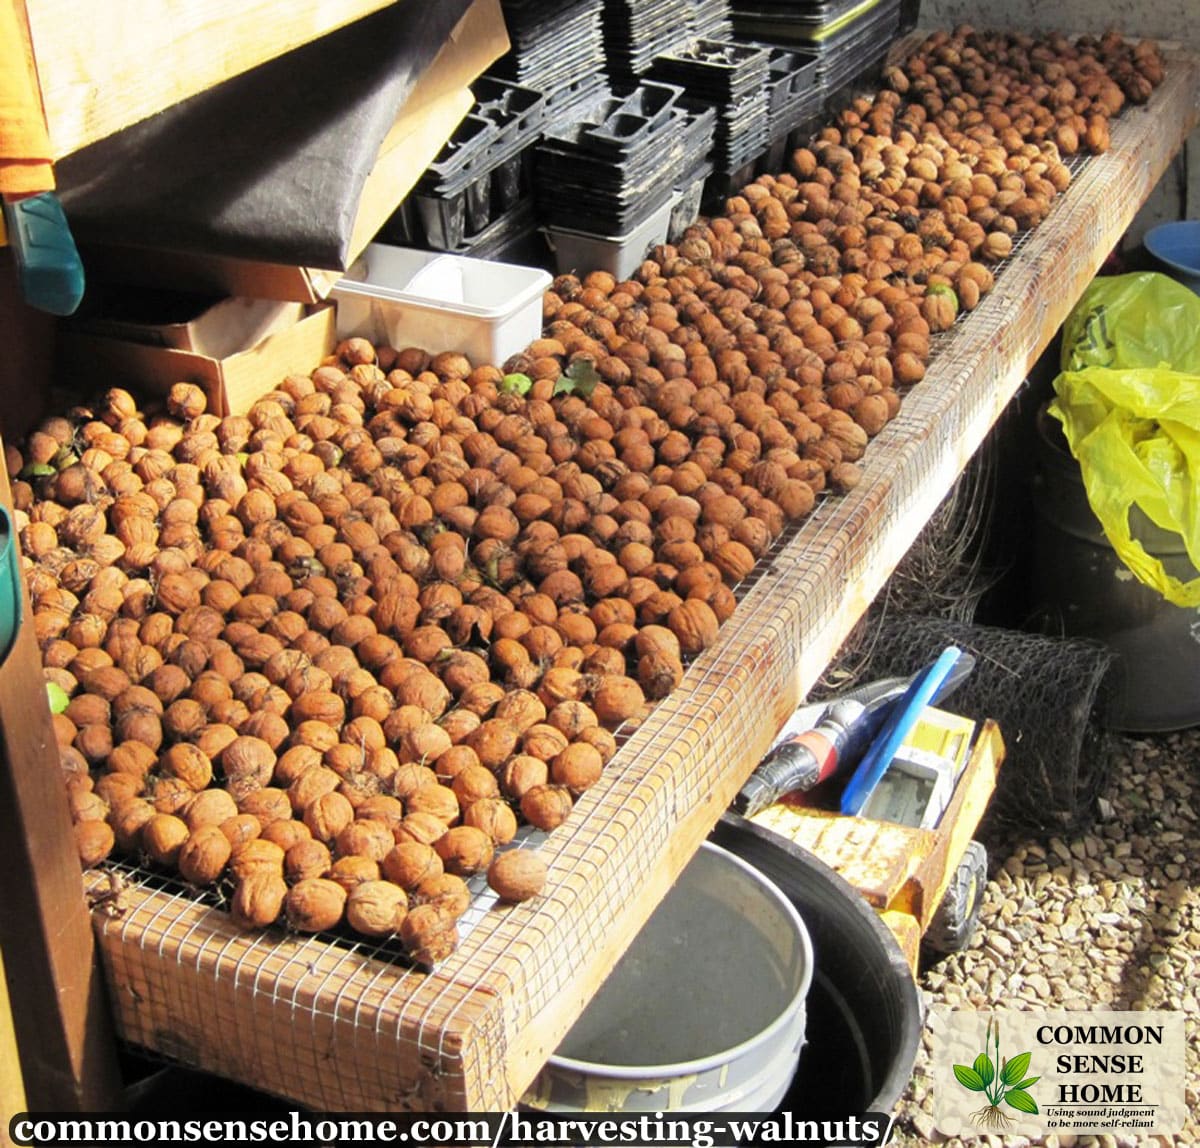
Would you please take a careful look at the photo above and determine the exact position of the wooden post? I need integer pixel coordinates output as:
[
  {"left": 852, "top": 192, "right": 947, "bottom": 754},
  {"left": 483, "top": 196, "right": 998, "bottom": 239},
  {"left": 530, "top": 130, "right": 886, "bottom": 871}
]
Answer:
[
  {"left": 0, "top": 441, "right": 123, "bottom": 1111},
  {"left": 1, "top": 947, "right": 29, "bottom": 1144}
]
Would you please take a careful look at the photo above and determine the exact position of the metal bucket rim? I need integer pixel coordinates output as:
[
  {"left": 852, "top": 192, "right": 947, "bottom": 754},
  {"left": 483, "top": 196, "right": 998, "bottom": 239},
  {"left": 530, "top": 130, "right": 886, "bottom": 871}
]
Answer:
[{"left": 546, "top": 840, "right": 814, "bottom": 1078}]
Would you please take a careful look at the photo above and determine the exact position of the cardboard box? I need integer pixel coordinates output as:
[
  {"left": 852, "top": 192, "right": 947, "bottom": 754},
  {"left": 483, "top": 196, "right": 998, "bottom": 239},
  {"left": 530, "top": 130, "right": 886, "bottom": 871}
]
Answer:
[
  {"left": 76, "top": 0, "right": 509, "bottom": 302},
  {"left": 72, "top": 296, "right": 306, "bottom": 357},
  {"left": 56, "top": 303, "right": 336, "bottom": 418}
]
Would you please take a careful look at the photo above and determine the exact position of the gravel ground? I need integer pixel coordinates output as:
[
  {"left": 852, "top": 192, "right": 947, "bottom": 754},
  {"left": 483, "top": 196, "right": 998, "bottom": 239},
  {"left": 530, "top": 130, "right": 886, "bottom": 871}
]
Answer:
[{"left": 889, "top": 728, "right": 1200, "bottom": 1147}]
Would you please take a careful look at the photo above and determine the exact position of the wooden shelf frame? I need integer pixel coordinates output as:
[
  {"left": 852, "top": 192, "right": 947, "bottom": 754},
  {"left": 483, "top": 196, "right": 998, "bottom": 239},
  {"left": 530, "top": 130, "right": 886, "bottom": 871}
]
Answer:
[{"left": 54, "top": 45, "right": 1200, "bottom": 1112}]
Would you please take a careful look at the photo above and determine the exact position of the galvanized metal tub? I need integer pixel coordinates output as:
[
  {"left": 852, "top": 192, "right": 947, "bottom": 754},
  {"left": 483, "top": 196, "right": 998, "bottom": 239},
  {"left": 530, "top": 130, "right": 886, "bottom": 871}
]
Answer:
[{"left": 524, "top": 841, "right": 813, "bottom": 1113}]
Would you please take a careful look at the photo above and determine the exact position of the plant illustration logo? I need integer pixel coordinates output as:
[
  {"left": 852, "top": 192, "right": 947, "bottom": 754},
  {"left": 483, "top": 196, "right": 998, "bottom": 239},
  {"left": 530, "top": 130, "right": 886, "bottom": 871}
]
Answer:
[{"left": 953, "top": 1016, "right": 1040, "bottom": 1131}]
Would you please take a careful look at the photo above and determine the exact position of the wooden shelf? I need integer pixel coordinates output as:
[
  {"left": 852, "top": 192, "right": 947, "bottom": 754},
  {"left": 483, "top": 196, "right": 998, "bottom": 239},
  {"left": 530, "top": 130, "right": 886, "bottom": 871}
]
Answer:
[
  {"left": 72, "top": 47, "right": 1200, "bottom": 1112},
  {"left": 21, "top": 0, "right": 403, "bottom": 161}
]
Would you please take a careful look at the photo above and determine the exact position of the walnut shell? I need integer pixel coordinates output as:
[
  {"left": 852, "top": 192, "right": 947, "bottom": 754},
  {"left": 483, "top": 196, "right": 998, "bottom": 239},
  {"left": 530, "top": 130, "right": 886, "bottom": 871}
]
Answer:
[
  {"left": 334, "top": 818, "right": 395, "bottom": 863},
  {"left": 285, "top": 877, "right": 347, "bottom": 933},
  {"left": 75, "top": 820, "right": 115, "bottom": 868},
  {"left": 667, "top": 599, "right": 720, "bottom": 656},
  {"left": 329, "top": 855, "right": 382, "bottom": 893},
  {"left": 461, "top": 797, "right": 518, "bottom": 845},
  {"left": 398, "top": 903, "right": 458, "bottom": 966},
  {"left": 520, "top": 784, "right": 573, "bottom": 832},
  {"left": 160, "top": 742, "right": 214, "bottom": 791},
  {"left": 141, "top": 812, "right": 189, "bottom": 866},
  {"left": 182, "top": 787, "right": 239, "bottom": 831},
  {"left": 434, "top": 825, "right": 494, "bottom": 876},
  {"left": 230, "top": 870, "right": 287, "bottom": 929},
  {"left": 589, "top": 675, "right": 646, "bottom": 728},
  {"left": 450, "top": 764, "right": 500, "bottom": 808},
  {"left": 108, "top": 797, "right": 156, "bottom": 851},
  {"left": 346, "top": 880, "right": 408, "bottom": 937},
  {"left": 404, "top": 783, "right": 460, "bottom": 827},
  {"left": 550, "top": 743, "right": 604, "bottom": 794},
  {"left": 178, "top": 825, "right": 233, "bottom": 885},
  {"left": 413, "top": 873, "right": 471, "bottom": 919},
  {"left": 228, "top": 837, "right": 286, "bottom": 882},
  {"left": 221, "top": 736, "right": 276, "bottom": 788},
  {"left": 382, "top": 841, "right": 444, "bottom": 890},
  {"left": 303, "top": 791, "right": 355, "bottom": 843},
  {"left": 487, "top": 850, "right": 548, "bottom": 904},
  {"left": 284, "top": 839, "right": 333, "bottom": 883}
]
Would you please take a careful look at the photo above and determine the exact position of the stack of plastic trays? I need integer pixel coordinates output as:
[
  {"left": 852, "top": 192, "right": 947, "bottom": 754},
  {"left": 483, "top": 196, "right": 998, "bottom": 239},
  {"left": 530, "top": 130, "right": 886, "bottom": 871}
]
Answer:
[
  {"left": 602, "top": 0, "right": 696, "bottom": 83},
  {"left": 668, "top": 104, "right": 718, "bottom": 241},
  {"left": 534, "top": 82, "right": 708, "bottom": 275},
  {"left": 534, "top": 82, "right": 692, "bottom": 234},
  {"left": 382, "top": 76, "right": 548, "bottom": 254},
  {"left": 690, "top": 0, "right": 733, "bottom": 42},
  {"left": 647, "top": 39, "right": 772, "bottom": 199},
  {"left": 760, "top": 47, "right": 823, "bottom": 170},
  {"left": 729, "top": 0, "right": 902, "bottom": 107},
  {"left": 818, "top": 0, "right": 902, "bottom": 106},
  {"left": 493, "top": 0, "right": 610, "bottom": 120}
]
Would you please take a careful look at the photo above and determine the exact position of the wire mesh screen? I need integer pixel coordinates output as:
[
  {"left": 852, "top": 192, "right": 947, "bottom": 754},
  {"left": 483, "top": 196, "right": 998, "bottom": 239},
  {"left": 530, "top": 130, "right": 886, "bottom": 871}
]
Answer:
[
  {"left": 846, "top": 615, "right": 1115, "bottom": 836},
  {"left": 85, "top": 44, "right": 1200, "bottom": 1112}
]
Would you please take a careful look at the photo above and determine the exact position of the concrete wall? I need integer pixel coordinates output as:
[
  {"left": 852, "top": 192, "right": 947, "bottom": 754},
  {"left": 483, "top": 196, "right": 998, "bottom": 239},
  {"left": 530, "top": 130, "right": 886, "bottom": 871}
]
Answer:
[{"left": 919, "top": 0, "right": 1200, "bottom": 246}]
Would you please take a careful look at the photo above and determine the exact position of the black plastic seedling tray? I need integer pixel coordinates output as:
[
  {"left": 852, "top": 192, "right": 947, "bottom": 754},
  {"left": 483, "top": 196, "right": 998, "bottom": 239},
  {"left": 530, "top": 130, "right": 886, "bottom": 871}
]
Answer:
[
  {"left": 766, "top": 48, "right": 821, "bottom": 116},
  {"left": 538, "top": 82, "right": 685, "bottom": 160},
  {"left": 472, "top": 77, "right": 548, "bottom": 138},
  {"left": 731, "top": 0, "right": 872, "bottom": 28},
  {"left": 648, "top": 38, "right": 772, "bottom": 105},
  {"left": 815, "top": 0, "right": 900, "bottom": 94}
]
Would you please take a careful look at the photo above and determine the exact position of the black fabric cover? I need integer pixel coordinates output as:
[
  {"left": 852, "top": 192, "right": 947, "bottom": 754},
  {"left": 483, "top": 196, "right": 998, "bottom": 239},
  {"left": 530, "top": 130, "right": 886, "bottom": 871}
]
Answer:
[{"left": 56, "top": 1, "right": 474, "bottom": 269}]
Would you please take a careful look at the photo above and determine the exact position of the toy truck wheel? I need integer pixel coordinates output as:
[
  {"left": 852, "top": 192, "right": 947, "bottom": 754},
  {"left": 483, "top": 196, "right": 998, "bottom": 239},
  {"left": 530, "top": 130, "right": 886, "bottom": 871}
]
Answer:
[{"left": 924, "top": 840, "right": 987, "bottom": 955}]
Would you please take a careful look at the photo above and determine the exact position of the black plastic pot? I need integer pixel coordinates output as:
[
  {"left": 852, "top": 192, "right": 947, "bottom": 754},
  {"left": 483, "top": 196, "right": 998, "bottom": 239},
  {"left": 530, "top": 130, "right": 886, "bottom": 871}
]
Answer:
[{"left": 712, "top": 814, "right": 923, "bottom": 1125}]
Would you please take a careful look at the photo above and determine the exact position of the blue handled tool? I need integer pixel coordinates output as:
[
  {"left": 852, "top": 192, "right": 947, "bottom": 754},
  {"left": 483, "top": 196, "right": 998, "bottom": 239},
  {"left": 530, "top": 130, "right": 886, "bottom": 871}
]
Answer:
[
  {"left": 839, "top": 645, "right": 965, "bottom": 816},
  {"left": 3, "top": 191, "right": 85, "bottom": 316}
]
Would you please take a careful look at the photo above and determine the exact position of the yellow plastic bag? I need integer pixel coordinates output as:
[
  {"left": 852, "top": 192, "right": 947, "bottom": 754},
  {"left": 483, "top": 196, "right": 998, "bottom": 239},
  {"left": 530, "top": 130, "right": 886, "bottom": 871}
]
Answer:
[{"left": 1049, "top": 272, "right": 1200, "bottom": 606}]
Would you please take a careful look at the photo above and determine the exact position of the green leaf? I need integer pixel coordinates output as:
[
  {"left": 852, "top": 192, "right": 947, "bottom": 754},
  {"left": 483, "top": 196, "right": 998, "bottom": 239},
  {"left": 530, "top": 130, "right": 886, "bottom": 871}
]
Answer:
[
  {"left": 52, "top": 446, "right": 80, "bottom": 470},
  {"left": 500, "top": 372, "right": 533, "bottom": 396},
  {"left": 1004, "top": 1089, "right": 1039, "bottom": 1115},
  {"left": 19, "top": 462, "right": 56, "bottom": 480},
  {"left": 973, "top": 1053, "right": 995, "bottom": 1086},
  {"left": 953, "top": 1065, "right": 987, "bottom": 1092},
  {"left": 1013, "top": 1076, "right": 1040, "bottom": 1090},
  {"left": 1001, "top": 1051, "right": 1032, "bottom": 1085},
  {"left": 552, "top": 358, "right": 601, "bottom": 398},
  {"left": 45, "top": 682, "right": 71, "bottom": 715}
]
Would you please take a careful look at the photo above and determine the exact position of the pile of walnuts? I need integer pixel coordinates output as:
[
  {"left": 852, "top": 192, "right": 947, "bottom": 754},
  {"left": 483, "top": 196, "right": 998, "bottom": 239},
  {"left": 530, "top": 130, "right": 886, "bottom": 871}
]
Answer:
[{"left": 9, "top": 27, "right": 1163, "bottom": 965}]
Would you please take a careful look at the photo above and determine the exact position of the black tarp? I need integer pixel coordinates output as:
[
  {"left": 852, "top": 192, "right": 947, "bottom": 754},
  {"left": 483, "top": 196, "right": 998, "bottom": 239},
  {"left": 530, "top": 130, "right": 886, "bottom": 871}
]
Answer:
[{"left": 55, "top": 0, "right": 474, "bottom": 269}]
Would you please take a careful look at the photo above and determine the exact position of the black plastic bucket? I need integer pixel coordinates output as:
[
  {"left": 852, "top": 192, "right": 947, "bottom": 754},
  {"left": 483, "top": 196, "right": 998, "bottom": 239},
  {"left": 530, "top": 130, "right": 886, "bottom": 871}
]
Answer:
[
  {"left": 1031, "top": 404, "right": 1200, "bottom": 731},
  {"left": 712, "top": 815, "right": 922, "bottom": 1131}
]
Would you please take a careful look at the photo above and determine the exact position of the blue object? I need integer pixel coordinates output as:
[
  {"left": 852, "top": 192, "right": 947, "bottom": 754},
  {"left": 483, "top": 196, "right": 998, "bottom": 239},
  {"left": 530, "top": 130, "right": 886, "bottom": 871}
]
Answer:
[
  {"left": 3, "top": 192, "right": 86, "bottom": 316},
  {"left": 0, "top": 506, "right": 22, "bottom": 666},
  {"left": 839, "top": 646, "right": 964, "bottom": 816},
  {"left": 1144, "top": 220, "right": 1200, "bottom": 294}
]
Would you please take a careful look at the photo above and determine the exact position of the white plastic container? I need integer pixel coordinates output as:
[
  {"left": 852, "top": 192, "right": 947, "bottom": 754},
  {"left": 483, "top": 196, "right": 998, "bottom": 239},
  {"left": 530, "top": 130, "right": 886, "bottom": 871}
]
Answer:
[
  {"left": 522, "top": 841, "right": 813, "bottom": 1113},
  {"left": 543, "top": 196, "right": 675, "bottom": 281},
  {"left": 331, "top": 244, "right": 551, "bottom": 367}
]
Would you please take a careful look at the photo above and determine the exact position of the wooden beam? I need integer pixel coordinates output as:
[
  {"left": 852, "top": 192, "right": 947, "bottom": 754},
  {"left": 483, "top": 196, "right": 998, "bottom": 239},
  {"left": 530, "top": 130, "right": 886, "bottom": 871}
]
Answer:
[
  {"left": 24, "top": 0, "right": 402, "bottom": 160},
  {"left": 0, "top": 438, "right": 123, "bottom": 1111}
]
